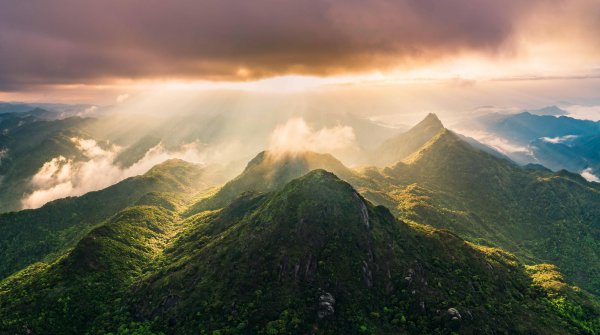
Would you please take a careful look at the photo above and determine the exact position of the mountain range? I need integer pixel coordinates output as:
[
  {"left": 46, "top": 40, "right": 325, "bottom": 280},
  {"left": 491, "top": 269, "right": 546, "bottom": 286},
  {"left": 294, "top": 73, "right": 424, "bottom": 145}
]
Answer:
[
  {"left": 465, "top": 108, "right": 600, "bottom": 181},
  {"left": 0, "top": 111, "right": 96, "bottom": 212},
  {"left": 1, "top": 110, "right": 599, "bottom": 334},
  {"left": 0, "top": 104, "right": 402, "bottom": 213}
]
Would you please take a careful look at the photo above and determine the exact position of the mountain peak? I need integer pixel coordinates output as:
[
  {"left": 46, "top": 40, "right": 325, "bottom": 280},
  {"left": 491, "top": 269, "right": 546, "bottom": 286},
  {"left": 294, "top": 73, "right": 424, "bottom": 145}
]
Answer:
[
  {"left": 244, "top": 150, "right": 343, "bottom": 171},
  {"left": 258, "top": 168, "right": 375, "bottom": 229},
  {"left": 273, "top": 169, "right": 354, "bottom": 200},
  {"left": 525, "top": 105, "right": 567, "bottom": 116},
  {"left": 403, "top": 129, "right": 468, "bottom": 165},
  {"left": 371, "top": 113, "right": 446, "bottom": 167},
  {"left": 146, "top": 158, "right": 199, "bottom": 172},
  {"left": 418, "top": 113, "right": 444, "bottom": 129},
  {"left": 285, "top": 168, "right": 350, "bottom": 192},
  {"left": 241, "top": 150, "right": 353, "bottom": 182},
  {"left": 187, "top": 150, "right": 356, "bottom": 213}
]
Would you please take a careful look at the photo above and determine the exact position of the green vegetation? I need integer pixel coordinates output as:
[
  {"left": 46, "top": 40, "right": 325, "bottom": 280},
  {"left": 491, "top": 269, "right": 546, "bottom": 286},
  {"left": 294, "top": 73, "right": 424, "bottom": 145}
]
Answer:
[
  {"left": 187, "top": 150, "right": 358, "bottom": 214},
  {"left": 362, "top": 129, "right": 600, "bottom": 295},
  {"left": 370, "top": 113, "right": 444, "bottom": 167},
  {"left": 186, "top": 125, "right": 600, "bottom": 297},
  {"left": 0, "top": 159, "right": 208, "bottom": 281},
  {"left": 526, "top": 264, "right": 600, "bottom": 333},
  {"left": 1, "top": 170, "right": 598, "bottom": 334},
  {"left": 1, "top": 113, "right": 600, "bottom": 334},
  {"left": 0, "top": 202, "right": 180, "bottom": 334},
  {"left": 0, "top": 115, "right": 94, "bottom": 212}
]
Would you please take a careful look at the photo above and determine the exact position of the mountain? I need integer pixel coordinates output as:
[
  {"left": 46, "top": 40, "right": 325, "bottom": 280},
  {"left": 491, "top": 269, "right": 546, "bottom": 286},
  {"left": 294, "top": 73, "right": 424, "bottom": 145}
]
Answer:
[
  {"left": 528, "top": 133, "right": 600, "bottom": 179},
  {"left": 525, "top": 105, "right": 568, "bottom": 116},
  {"left": 463, "top": 111, "right": 600, "bottom": 179},
  {"left": 0, "top": 103, "right": 41, "bottom": 114},
  {"left": 188, "top": 120, "right": 600, "bottom": 296},
  {"left": 0, "top": 102, "right": 100, "bottom": 118},
  {"left": 454, "top": 132, "right": 509, "bottom": 160},
  {"left": 371, "top": 113, "right": 445, "bottom": 167},
  {"left": 114, "top": 134, "right": 162, "bottom": 168},
  {"left": 1, "top": 170, "right": 598, "bottom": 334},
  {"left": 483, "top": 113, "right": 600, "bottom": 180},
  {"left": 2, "top": 109, "right": 600, "bottom": 333},
  {"left": 476, "top": 112, "right": 600, "bottom": 146},
  {"left": 364, "top": 129, "right": 600, "bottom": 295},
  {"left": 0, "top": 115, "right": 95, "bottom": 212},
  {"left": 187, "top": 150, "right": 360, "bottom": 213},
  {"left": 0, "top": 107, "right": 55, "bottom": 122},
  {"left": 0, "top": 159, "right": 212, "bottom": 281},
  {"left": 0, "top": 193, "right": 183, "bottom": 334}
]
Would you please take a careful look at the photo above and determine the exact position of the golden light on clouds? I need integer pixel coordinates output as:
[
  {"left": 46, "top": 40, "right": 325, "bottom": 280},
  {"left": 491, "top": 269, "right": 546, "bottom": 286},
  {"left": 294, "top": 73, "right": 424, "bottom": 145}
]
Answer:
[{"left": 0, "top": 0, "right": 598, "bottom": 104}]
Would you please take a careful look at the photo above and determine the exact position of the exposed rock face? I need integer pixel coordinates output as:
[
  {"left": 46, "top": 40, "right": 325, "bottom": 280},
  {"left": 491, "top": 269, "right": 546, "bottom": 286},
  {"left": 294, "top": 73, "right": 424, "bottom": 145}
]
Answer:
[
  {"left": 353, "top": 192, "right": 369, "bottom": 228},
  {"left": 317, "top": 292, "right": 336, "bottom": 319},
  {"left": 448, "top": 307, "right": 462, "bottom": 321},
  {"left": 362, "top": 260, "right": 373, "bottom": 288}
]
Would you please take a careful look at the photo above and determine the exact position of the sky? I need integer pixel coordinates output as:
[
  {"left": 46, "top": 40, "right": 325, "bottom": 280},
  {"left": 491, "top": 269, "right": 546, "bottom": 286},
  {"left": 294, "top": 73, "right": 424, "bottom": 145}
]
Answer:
[{"left": 1, "top": 0, "right": 600, "bottom": 108}]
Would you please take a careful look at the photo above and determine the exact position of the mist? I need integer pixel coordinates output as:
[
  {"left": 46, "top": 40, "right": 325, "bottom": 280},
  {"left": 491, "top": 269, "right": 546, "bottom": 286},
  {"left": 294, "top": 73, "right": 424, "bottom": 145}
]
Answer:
[
  {"left": 581, "top": 168, "right": 600, "bottom": 183},
  {"left": 268, "top": 118, "right": 357, "bottom": 156},
  {"left": 14, "top": 81, "right": 600, "bottom": 209},
  {"left": 21, "top": 137, "right": 210, "bottom": 209}
]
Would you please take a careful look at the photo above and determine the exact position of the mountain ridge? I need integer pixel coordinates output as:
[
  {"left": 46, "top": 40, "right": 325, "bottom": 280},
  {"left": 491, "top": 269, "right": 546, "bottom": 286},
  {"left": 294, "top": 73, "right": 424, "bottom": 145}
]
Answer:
[
  {"left": 370, "top": 113, "right": 445, "bottom": 167},
  {"left": 0, "top": 159, "right": 211, "bottom": 281},
  {"left": 186, "top": 150, "right": 360, "bottom": 214}
]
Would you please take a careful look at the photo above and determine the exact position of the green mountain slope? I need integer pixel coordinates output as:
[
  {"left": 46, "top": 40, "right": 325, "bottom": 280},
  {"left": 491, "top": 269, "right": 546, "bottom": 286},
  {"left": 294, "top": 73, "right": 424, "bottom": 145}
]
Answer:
[
  {"left": 127, "top": 171, "right": 600, "bottom": 334},
  {"left": 185, "top": 121, "right": 600, "bottom": 297},
  {"left": 1, "top": 170, "right": 598, "bottom": 334},
  {"left": 0, "top": 159, "right": 209, "bottom": 281},
  {"left": 367, "top": 129, "right": 600, "bottom": 295},
  {"left": 469, "top": 111, "right": 600, "bottom": 178},
  {"left": 0, "top": 197, "right": 182, "bottom": 334},
  {"left": 187, "top": 150, "right": 359, "bottom": 213},
  {"left": 370, "top": 113, "right": 444, "bottom": 167},
  {"left": 0, "top": 116, "right": 94, "bottom": 212}
]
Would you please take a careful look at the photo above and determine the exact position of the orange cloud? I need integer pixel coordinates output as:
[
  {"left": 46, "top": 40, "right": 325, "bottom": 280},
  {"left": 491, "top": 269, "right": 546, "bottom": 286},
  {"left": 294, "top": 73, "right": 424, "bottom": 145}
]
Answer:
[{"left": 0, "top": 0, "right": 597, "bottom": 90}]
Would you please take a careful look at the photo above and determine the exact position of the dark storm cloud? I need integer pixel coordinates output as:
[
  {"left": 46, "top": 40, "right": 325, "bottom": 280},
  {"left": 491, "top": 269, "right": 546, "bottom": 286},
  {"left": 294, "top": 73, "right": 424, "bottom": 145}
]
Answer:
[{"left": 0, "top": 0, "right": 562, "bottom": 88}]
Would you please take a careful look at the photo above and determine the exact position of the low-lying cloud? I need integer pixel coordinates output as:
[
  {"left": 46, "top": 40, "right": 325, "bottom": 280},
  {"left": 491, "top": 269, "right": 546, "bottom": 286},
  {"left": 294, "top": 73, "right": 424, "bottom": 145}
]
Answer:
[
  {"left": 540, "top": 135, "right": 579, "bottom": 144},
  {"left": 268, "top": 118, "right": 356, "bottom": 155},
  {"left": 456, "top": 129, "right": 532, "bottom": 156},
  {"left": 581, "top": 168, "right": 600, "bottom": 183},
  {"left": 562, "top": 105, "right": 600, "bottom": 121},
  {"left": 21, "top": 137, "right": 208, "bottom": 209}
]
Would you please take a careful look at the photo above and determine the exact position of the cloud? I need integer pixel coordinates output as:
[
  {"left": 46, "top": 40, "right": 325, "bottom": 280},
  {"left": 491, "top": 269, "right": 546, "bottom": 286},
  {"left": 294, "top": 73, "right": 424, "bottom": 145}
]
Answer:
[
  {"left": 561, "top": 105, "right": 600, "bottom": 121},
  {"left": 76, "top": 105, "right": 98, "bottom": 117},
  {"left": 116, "top": 94, "right": 130, "bottom": 103},
  {"left": 455, "top": 129, "right": 532, "bottom": 156},
  {"left": 21, "top": 137, "right": 209, "bottom": 209},
  {"left": 0, "top": 0, "right": 573, "bottom": 89},
  {"left": 581, "top": 168, "right": 599, "bottom": 183},
  {"left": 268, "top": 118, "right": 356, "bottom": 155},
  {"left": 540, "top": 135, "right": 579, "bottom": 144}
]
